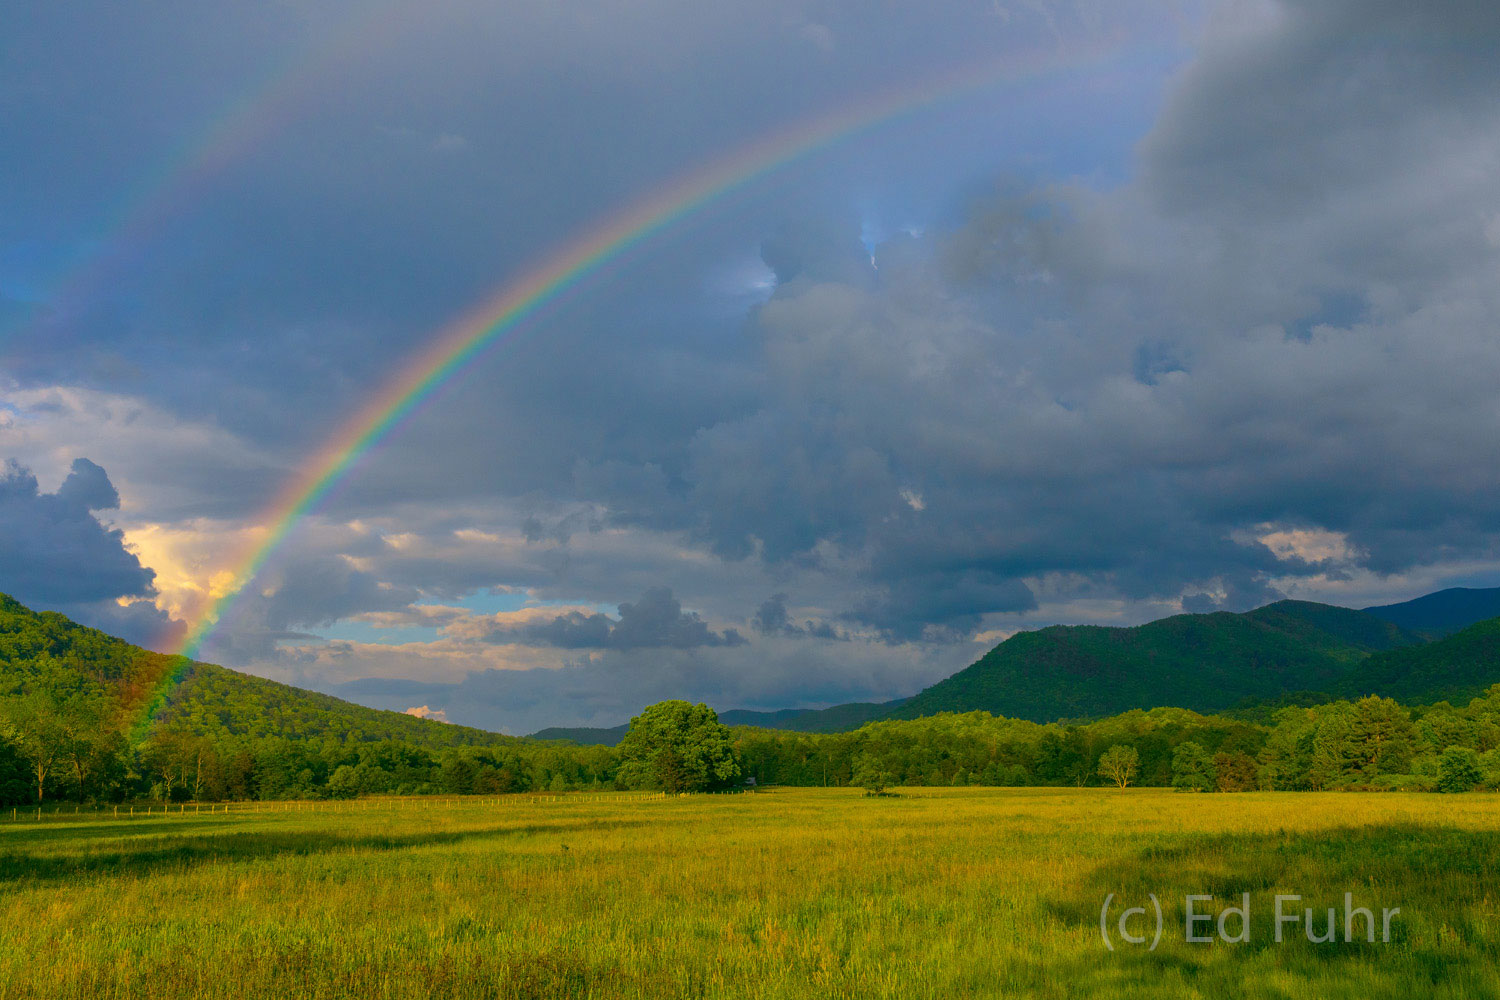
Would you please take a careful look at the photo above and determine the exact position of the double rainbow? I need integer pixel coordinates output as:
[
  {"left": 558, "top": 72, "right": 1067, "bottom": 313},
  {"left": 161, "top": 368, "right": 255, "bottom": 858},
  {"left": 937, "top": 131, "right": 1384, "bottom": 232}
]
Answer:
[{"left": 138, "top": 38, "right": 1120, "bottom": 731}]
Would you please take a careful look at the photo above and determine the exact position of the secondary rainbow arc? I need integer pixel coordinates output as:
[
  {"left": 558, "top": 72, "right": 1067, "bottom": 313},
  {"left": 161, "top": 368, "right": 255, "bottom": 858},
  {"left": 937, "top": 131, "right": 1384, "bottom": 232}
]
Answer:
[{"left": 136, "top": 38, "right": 1123, "bottom": 734}]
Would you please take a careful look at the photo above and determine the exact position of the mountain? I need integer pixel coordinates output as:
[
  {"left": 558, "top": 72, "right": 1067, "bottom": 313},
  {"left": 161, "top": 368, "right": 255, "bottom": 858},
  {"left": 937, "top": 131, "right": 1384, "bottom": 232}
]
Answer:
[
  {"left": 527, "top": 700, "right": 910, "bottom": 745},
  {"left": 1362, "top": 587, "right": 1500, "bottom": 637},
  {"left": 528, "top": 724, "right": 630, "bottom": 746},
  {"left": 164, "top": 662, "right": 513, "bottom": 747},
  {"left": 532, "top": 592, "right": 1500, "bottom": 737},
  {"left": 884, "top": 600, "right": 1422, "bottom": 723},
  {"left": 1338, "top": 615, "right": 1500, "bottom": 704},
  {"left": 0, "top": 593, "right": 510, "bottom": 748},
  {"left": 14, "top": 582, "right": 1495, "bottom": 750},
  {"left": 718, "top": 699, "right": 909, "bottom": 733}
]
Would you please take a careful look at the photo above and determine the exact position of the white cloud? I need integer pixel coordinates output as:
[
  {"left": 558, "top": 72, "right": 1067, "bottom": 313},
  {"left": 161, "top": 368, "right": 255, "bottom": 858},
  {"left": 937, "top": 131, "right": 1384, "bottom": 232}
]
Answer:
[{"left": 1249, "top": 524, "right": 1361, "bottom": 566}]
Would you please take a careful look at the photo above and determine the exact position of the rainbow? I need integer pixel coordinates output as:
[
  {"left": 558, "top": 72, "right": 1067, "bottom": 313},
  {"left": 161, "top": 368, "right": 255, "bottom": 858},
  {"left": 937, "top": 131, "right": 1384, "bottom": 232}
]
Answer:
[{"left": 137, "top": 37, "right": 1122, "bottom": 732}]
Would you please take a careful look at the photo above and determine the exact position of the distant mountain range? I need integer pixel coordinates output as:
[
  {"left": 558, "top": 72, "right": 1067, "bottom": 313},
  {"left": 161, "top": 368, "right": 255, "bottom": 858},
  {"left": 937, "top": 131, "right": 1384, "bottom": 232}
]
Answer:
[
  {"left": 1361, "top": 587, "right": 1500, "bottom": 637},
  {"left": 529, "top": 586, "right": 1500, "bottom": 744},
  {"left": 3, "top": 585, "right": 1498, "bottom": 749},
  {"left": 529, "top": 700, "right": 908, "bottom": 745}
]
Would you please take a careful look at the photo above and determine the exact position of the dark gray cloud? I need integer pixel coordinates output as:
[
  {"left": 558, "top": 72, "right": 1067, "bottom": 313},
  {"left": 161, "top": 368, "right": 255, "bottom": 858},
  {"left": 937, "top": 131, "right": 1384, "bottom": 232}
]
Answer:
[
  {"left": 751, "top": 592, "right": 846, "bottom": 640},
  {"left": 326, "top": 634, "right": 969, "bottom": 734},
  {"left": 0, "top": 458, "right": 177, "bottom": 645},
  {"left": 0, "top": 458, "right": 153, "bottom": 605},
  {"left": 185, "top": 0, "right": 1500, "bottom": 687},
  {"left": 634, "top": 0, "right": 1500, "bottom": 636},
  {"left": 54, "top": 457, "right": 118, "bottom": 510},
  {"left": 12, "top": 1, "right": 1500, "bottom": 731},
  {"left": 484, "top": 587, "right": 745, "bottom": 651}
]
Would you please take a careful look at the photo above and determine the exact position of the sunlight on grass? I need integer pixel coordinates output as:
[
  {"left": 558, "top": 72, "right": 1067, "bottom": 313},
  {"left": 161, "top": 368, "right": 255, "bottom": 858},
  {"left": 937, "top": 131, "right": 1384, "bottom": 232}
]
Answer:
[{"left": 2, "top": 788, "right": 1498, "bottom": 998}]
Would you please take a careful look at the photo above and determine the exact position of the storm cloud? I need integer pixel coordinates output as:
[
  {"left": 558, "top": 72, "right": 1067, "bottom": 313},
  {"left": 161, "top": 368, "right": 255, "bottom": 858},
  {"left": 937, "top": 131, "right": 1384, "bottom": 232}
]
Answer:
[
  {"left": 6, "top": 1, "right": 1500, "bottom": 731},
  {"left": 0, "top": 458, "right": 172, "bottom": 644},
  {"left": 751, "top": 593, "right": 846, "bottom": 640},
  {"left": 481, "top": 588, "right": 746, "bottom": 651},
  {"left": 0, "top": 459, "right": 151, "bottom": 604}
]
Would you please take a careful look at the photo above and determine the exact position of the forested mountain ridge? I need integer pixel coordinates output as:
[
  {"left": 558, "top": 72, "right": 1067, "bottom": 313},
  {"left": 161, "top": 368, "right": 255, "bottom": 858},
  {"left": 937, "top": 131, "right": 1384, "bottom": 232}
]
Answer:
[
  {"left": 1336, "top": 616, "right": 1500, "bottom": 705},
  {"left": 0, "top": 592, "right": 178, "bottom": 725},
  {"left": 533, "top": 596, "right": 1500, "bottom": 742},
  {"left": 0, "top": 593, "right": 509, "bottom": 749},
  {"left": 161, "top": 663, "right": 513, "bottom": 748},
  {"left": 5, "top": 591, "right": 1500, "bottom": 804},
  {"left": 885, "top": 601, "right": 1424, "bottom": 723},
  {"left": 1362, "top": 587, "right": 1500, "bottom": 638}
]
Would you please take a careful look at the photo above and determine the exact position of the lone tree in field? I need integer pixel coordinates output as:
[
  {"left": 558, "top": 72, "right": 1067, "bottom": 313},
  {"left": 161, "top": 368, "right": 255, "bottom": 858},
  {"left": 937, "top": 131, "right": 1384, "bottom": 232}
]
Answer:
[
  {"left": 617, "top": 700, "right": 741, "bottom": 793},
  {"left": 1097, "top": 745, "right": 1139, "bottom": 789},
  {"left": 851, "top": 754, "right": 898, "bottom": 795}
]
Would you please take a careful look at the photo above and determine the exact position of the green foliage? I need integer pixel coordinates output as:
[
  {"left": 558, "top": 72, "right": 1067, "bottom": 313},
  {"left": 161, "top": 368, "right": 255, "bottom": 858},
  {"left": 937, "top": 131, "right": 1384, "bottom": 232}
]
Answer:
[
  {"left": 1337, "top": 618, "right": 1500, "bottom": 705},
  {"left": 1096, "top": 744, "right": 1139, "bottom": 788},
  {"left": 1437, "top": 746, "right": 1482, "bottom": 792},
  {"left": 0, "top": 594, "right": 615, "bottom": 801},
  {"left": 0, "top": 593, "right": 508, "bottom": 753},
  {"left": 719, "top": 700, "right": 909, "bottom": 734},
  {"left": 0, "top": 593, "right": 178, "bottom": 721},
  {"left": 888, "top": 601, "right": 1422, "bottom": 724},
  {"left": 617, "top": 701, "right": 741, "bottom": 792},
  {"left": 8, "top": 591, "right": 1500, "bottom": 803},
  {"left": 1171, "top": 741, "right": 1216, "bottom": 791},
  {"left": 157, "top": 663, "right": 511, "bottom": 749},
  {"left": 1345, "top": 695, "right": 1417, "bottom": 777},
  {"left": 0, "top": 733, "right": 29, "bottom": 805},
  {"left": 851, "top": 757, "right": 897, "bottom": 795}
]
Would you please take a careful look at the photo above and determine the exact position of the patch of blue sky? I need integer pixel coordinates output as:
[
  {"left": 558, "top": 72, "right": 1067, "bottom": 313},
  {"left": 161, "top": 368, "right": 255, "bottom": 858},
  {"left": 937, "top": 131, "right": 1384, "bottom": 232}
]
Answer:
[{"left": 308, "top": 589, "right": 617, "bottom": 646}]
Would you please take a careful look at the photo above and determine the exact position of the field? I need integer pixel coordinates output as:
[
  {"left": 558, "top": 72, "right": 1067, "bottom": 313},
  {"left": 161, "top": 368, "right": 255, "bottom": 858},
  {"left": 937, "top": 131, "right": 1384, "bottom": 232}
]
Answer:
[{"left": 3, "top": 788, "right": 1499, "bottom": 999}]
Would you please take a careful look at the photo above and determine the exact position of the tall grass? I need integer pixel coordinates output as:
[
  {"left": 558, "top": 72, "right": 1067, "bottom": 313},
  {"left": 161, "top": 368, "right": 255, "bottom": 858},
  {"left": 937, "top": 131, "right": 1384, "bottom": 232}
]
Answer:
[{"left": 1, "top": 788, "right": 1497, "bottom": 998}]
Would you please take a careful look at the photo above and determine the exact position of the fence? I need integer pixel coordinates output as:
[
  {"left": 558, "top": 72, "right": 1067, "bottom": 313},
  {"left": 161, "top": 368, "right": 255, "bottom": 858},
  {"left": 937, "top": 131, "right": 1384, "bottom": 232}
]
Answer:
[{"left": 0, "top": 787, "right": 764, "bottom": 825}]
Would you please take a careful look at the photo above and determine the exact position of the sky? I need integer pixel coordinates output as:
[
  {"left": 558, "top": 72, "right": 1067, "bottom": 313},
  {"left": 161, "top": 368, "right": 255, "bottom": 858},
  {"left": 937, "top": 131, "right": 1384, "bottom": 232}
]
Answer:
[{"left": 4, "top": 0, "right": 1500, "bottom": 734}]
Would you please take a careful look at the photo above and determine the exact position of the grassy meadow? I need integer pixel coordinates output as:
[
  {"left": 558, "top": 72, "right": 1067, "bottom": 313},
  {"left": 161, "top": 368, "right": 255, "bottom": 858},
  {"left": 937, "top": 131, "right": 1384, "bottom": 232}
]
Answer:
[{"left": 3, "top": 788, "right": 1499, "bottom": 999}]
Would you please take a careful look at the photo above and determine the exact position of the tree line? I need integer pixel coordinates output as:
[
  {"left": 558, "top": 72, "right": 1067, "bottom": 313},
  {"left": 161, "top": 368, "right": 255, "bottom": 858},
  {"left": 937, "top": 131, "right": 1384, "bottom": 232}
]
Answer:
[
  {"left": 7, "top": 687, "right": 1500, "bottom": 805},
  {"left": 737, "top": 688, "right": 1500, "bottom": 794},
  {"left": 0, "top": 697, "right": 740, "bottom": 804}
]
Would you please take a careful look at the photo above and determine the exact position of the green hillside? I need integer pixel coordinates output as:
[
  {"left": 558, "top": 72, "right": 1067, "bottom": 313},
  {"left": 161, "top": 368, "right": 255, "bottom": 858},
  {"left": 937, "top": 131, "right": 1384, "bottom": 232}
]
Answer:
[
  {"left": 887, "top": 600, "right": 1421, "bottom": 723},
  {"left": 160, "top": 662, "right": 512, "bottom": 747},
  {"left": 1339, "top": 616, "right": 1500, "bottom": 704},
  {"left": 0, "top": 593, "right": 178, "bottom": 724},
  {"left": 0, "top": 593, "right": 508, "bottom": 749}
]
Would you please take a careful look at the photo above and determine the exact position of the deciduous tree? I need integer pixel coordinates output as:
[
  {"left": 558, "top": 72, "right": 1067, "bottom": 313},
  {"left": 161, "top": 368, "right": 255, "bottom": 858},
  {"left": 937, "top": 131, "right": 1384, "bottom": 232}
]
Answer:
[
  {"left": 617, "top": 701, "right": 740, "bottom": 793},
  {"left": 1171, "top": 741, "right": 1216, "bottom": 791},
  {"left": 1097, "top": 745, "right": 1139, "bottom": 789},
  {"left": 1, "top": 692, "right": 66, "bottom": 802}
]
